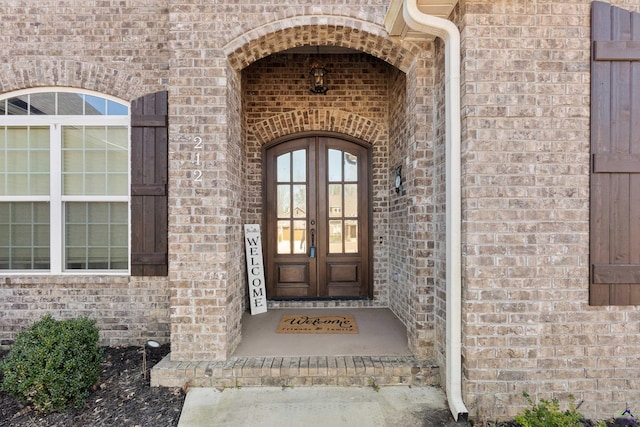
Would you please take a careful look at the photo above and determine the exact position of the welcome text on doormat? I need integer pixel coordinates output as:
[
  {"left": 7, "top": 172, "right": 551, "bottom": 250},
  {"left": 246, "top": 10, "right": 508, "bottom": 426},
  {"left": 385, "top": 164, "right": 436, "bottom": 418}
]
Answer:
[{"left": 276, "top": 314, "right": 358, "bottom": 334}]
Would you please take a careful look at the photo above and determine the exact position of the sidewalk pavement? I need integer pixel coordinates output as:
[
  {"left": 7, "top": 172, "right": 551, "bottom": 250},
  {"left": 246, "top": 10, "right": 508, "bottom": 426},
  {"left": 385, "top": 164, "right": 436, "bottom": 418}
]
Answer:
[{"left": 177, "top": 386, "right": 469, "bottom": 427}]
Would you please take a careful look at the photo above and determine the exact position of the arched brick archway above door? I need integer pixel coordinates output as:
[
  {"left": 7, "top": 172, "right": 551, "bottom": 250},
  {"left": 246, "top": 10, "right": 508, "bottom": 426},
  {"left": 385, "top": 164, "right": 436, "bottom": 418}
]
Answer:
[
  {"left": 224, "top": 16, "right": 422, "bottom": 73},
  {"left": 249, "top": 109, "right": 387, "bottom": 146}
]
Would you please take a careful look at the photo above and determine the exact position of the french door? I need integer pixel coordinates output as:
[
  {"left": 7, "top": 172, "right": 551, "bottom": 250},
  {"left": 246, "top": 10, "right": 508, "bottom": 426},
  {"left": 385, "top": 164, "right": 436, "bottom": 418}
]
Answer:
[{"left": 264, "top": 135, "right": 371, "bottom": 299}]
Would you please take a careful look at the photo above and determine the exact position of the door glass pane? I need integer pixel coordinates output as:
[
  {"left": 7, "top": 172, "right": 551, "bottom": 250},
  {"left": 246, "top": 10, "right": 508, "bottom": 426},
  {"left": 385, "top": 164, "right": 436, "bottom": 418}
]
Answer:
[
  {"left": 328, "top": 184, "right": 342, "bottom": 218},
  {"left": 344, "top": 184, "right": 358, "bottom": 217},
  {"left": 344, "top": 220, "right": 358, "bottom": 253},
  {"left": 292, "top": 149, "right": 306, "bottom": 182},
  {"left": 275, "top": 148, "right": 308, "bottom": 256},
  {"left": 277, "top": 220, "right": 291, "bottom": 254},
  {"left": 344, "top": 152, "right": 358, "bottom": 181},
  {"left": 293, "top": 220, "right": 307, "bottom": 254},
  {"left": 328, "top": 149, "right": 342, "bottom": 182},
  {"left": 329, "top": 219, "right": 343, "bottom": 254},
  {"left": 277, "top": 152, "right": 290, "bottom": 182},
  {"left": 277, "top": 185, "right": 290, "bottom": 217},
  {"left": 292, "top": 185, "right": 306, "bottom": 218}
]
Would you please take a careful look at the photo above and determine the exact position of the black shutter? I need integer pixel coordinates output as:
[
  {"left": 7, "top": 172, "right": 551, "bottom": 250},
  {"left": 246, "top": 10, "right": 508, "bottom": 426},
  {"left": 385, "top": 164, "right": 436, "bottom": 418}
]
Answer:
[
  {"left": 130, "top": 91, "right": 168, "bottom": 276},
  {"left": 590, "top": 2, "right": 640, "bottom": 305}
]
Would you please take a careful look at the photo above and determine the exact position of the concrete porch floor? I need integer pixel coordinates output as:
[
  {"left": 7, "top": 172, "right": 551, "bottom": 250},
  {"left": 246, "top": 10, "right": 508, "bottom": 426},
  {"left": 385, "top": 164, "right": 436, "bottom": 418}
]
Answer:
[
  {"left": 151, "top": 308, "right": 441, "bottom": 389},
  {"left": 233, "top": 308, "right": 413, "bottom": 357}
]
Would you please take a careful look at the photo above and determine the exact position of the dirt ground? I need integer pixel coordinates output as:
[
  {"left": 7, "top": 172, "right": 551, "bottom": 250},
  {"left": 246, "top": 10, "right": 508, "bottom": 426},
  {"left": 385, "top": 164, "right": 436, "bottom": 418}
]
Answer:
[{"left": 0, "top": 345, "right": 184, "bottom": 427}]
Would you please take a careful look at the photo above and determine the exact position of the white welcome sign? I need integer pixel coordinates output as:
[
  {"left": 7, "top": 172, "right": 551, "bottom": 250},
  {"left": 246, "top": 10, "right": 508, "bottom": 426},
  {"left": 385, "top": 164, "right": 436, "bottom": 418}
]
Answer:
[{"left": 244, "top": 224, "right": 268, "bottom": 315}]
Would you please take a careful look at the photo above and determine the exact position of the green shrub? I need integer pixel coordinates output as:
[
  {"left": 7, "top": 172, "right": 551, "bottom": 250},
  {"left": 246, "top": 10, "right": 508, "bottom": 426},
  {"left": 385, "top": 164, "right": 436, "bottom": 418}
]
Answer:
[
  {"left": 514, "top": 392, "right": 584, "bottom": 427},
  {"left": 0, "top": 314, "right": 103, "bottom": 413}
]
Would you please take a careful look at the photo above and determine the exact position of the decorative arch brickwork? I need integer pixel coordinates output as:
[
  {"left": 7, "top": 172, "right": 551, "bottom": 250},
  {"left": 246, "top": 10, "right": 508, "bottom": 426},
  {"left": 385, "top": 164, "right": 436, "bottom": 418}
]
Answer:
[
  {"left": 224, "top": 16, "right": 421, "bottom": 73},
  {"left": 0, "top": 59, "right": 145, "bottom": 101},
  {"left": 249, "top": 109, "right": 387, "bottom": 146}
]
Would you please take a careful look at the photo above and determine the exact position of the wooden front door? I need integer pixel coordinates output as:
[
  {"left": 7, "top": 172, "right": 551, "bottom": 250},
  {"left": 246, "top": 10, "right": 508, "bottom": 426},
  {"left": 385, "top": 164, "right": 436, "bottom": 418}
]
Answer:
[{"left": 264, "top": 135, "right": 371, "bottom": 299}]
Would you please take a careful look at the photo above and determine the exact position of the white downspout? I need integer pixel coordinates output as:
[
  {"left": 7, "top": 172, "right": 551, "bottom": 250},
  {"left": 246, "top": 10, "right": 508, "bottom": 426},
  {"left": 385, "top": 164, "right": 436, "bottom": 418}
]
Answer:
[{"left": 402, "top": 0, "right": 468, "bottom": 421}]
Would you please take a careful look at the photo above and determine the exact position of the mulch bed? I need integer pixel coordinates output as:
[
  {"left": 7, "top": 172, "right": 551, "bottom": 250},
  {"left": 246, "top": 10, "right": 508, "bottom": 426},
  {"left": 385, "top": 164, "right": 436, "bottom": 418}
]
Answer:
[{"left": 0, "top": 344, "right": 185, "bottom": 427}]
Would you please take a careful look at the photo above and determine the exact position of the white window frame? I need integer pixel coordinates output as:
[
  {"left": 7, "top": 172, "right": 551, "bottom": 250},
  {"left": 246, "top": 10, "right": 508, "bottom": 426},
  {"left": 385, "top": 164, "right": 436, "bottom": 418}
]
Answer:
[{"left": 0, "top": 88, "right": 130, "bottom": 275}]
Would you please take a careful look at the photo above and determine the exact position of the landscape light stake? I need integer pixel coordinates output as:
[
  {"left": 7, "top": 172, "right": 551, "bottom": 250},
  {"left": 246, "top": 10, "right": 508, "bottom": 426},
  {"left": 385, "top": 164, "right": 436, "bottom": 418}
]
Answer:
[{"left": 142, "top": 340, "right": 161, "bottom": 380}]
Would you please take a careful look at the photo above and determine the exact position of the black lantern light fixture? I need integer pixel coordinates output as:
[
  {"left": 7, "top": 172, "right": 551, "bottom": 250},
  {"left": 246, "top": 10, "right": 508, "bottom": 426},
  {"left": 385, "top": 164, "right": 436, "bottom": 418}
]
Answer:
[
  {"left": 309, "top": 46, "right": 328, "bottom": 94},
  {"left": 394, "top": 166, "right": 403, "bottom": 193}
]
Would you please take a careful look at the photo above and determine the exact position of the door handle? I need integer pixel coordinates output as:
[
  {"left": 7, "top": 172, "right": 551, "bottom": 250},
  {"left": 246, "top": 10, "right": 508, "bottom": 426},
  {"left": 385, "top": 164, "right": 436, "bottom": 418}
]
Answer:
[{"left": 309, "top": 228, "right": 316, "bottom": 258}]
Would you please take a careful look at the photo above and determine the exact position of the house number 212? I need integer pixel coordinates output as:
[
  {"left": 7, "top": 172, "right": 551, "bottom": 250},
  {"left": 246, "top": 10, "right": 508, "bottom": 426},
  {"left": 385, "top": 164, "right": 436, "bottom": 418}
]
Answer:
[{"left": 192, "top": 136, "right": 203, "bottom": 182}]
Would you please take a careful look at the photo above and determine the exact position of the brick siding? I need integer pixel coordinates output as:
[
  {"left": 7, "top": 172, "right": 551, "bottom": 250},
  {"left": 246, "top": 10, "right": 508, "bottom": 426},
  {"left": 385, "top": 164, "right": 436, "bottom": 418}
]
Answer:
[
  {"left": 3, "top": 0, "right": 640, "bottom": 422},
  {"left": 0, "top": 276, "right": 170, "bottom": 348},
  {"left": 0, "top": 1, "right": 169, "bottom": 348},
  {"left": 461, "top": 0, "right": 640, "bottom": 421}
]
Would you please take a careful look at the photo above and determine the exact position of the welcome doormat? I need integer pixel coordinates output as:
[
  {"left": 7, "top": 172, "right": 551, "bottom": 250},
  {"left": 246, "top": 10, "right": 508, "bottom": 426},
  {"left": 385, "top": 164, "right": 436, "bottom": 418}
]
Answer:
[{"left": 276, "top": 314, "right": 358, "bottom": 334}]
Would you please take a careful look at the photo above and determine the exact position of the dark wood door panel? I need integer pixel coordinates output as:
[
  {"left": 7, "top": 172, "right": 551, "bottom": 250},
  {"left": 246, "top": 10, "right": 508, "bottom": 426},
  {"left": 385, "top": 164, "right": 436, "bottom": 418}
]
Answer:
[
  {"left": 264, "top": 134, "right": 371, "bottom": 299},
  {"left": 328, "top": 263, "right": 359, "bottom": 282},
  {"left": 278, "top": 263, "right": 309, "bottom": 283}
]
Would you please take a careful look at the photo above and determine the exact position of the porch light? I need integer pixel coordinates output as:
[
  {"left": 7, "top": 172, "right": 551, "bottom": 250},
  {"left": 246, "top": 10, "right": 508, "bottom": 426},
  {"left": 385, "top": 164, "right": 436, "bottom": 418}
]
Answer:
[
  {"left": 395, "top": 166, "right": 403, "bottom": 193},
  {"left": 309, "top": 46, "right": 328, "bottom": 94}
]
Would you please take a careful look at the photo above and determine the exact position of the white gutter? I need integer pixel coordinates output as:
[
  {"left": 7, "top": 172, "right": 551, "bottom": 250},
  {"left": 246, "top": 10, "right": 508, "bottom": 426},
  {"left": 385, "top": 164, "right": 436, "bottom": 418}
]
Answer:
[{"left": 401, "top": 0, "right": 468, "bottom": 421}]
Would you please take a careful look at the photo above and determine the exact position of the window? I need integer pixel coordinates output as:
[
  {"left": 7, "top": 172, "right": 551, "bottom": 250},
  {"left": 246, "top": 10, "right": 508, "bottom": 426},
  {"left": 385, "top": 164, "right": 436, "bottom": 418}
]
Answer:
[{"left": 0, "top": 89, "right": 130, "bottom": 273}]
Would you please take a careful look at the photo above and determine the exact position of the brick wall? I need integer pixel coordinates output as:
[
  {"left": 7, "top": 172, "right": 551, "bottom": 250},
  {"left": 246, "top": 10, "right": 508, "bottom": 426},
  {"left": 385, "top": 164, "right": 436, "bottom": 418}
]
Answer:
[
  {"left": 169, "top": 8, "right": 431, "bottom": 361},
  {"left": 388, "top": 63, "right": 409, "bottom": 320},
  {"left": 461, "top": 0, "right": 640, "bottom": 421},
  {"left": 387, "top": 45, "right": 443, "bottom": 359},
  {"left": 0, "top": 0, "right": 169, "bottom": 95},
  {"left": 0, "top": 276, "right": 170, "bottom": 348},
  {"left": 7, "top": 0, "right": 640, "bottom": 421},
  {"left": 0, "top": 0, "right": 443, "bottom": 370},
  {"left": 0, "top": 0, "right": 170, "bottom": 348},
  {"left": 0, "top": 0, "right": 436, "bottom": 363}
]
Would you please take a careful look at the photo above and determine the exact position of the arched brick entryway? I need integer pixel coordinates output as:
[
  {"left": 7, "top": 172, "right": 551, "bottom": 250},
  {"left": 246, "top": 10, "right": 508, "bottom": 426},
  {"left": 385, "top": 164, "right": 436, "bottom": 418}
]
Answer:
[
  {"left": 220, "top": 16, "right": 438, "bottom": 360},
  {"left": 224, "top": 17, "right": 421, "bottom": 73}
]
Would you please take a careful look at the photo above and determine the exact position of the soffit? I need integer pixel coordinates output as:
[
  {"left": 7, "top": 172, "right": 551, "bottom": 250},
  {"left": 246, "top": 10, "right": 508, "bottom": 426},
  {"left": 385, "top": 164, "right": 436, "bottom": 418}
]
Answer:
[{"left": 385, "top": 0, "right": 458, "bottom": 40}]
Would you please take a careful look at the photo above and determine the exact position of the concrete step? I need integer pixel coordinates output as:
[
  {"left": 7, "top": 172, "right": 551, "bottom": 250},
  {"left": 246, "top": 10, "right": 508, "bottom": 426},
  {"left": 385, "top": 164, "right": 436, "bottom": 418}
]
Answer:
[{"left": 151, "top": 354, "right": 440, "bottom": 389}]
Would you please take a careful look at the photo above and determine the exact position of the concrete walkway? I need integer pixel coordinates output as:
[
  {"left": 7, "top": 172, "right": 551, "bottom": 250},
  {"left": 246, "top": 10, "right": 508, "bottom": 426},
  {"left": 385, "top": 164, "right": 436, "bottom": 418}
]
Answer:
[{"left": 177, "top": 386, "right": 467, "bottom": 427}]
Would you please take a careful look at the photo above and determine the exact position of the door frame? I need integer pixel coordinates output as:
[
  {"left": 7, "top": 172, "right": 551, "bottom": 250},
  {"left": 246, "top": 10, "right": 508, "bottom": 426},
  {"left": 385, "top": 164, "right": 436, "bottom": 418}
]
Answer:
[{"left": 261, "top": 131, "right": 374, "bottom": 300}]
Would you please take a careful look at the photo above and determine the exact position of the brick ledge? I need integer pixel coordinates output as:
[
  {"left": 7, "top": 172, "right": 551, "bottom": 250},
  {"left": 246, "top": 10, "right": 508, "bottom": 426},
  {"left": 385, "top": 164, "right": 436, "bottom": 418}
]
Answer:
[{"left": 151, "top": 353, "right": 440, "bottom": 389}]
